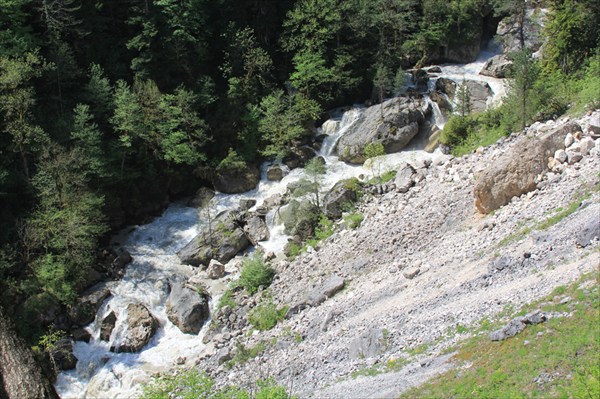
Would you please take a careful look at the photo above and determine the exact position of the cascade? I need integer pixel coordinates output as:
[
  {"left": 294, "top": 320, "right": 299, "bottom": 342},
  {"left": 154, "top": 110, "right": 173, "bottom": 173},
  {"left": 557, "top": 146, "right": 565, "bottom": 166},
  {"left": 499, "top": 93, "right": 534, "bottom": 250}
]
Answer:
[{"left": 56, "top": 49, "right": 505, "bottom": 398}]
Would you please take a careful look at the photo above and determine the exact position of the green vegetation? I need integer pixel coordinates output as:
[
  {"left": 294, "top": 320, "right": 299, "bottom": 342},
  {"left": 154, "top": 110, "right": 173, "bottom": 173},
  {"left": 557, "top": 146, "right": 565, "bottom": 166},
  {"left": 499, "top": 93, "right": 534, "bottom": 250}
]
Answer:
[
  {"left": 344, "top": 212, "right": 364, "bottom": 229},
  {"left": 400, "top": 274, "right": 600, "bottom": 399},
  {"left": 364, "top": 142, "right": 386, "bottom": 180},
  {"left": 350, "top": 357, "right": 409, "bottom": 379},
  {"left": 248, "top": 300, "right": 288, "bottom": 331},
  {"left": 216, "top": 288, "right": 237, "bottom": 310},
  {"left": 238, "top": 254, "right": 275, "bottom": 295},
  {"left": 227, "top": 341, "right": 268, "bottom": 368},
  {"left": 142, "top": 370, "right": 293, "bottom": 399}
]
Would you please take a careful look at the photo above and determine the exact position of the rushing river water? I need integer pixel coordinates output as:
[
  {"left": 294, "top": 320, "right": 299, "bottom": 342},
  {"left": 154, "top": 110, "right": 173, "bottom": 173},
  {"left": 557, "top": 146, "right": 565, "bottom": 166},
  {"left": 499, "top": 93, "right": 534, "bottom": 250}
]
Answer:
[{"left": 55, "top": 48, "right": 506, "bottom": 398}]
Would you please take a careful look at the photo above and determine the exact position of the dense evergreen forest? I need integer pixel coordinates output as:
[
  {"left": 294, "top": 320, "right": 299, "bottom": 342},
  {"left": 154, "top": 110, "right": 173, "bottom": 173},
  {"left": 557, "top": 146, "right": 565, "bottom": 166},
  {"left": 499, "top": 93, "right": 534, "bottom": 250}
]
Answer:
[{"left": 0, "top": 0, "right": 598, "bottom": 345}]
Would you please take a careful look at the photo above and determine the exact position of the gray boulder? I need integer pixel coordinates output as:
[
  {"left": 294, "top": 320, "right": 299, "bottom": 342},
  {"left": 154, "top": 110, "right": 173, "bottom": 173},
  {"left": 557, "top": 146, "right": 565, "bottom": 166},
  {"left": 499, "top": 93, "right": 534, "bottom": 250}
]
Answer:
[
  {"left": 337, "top": 97, "right": 427, "bottom": 164},
  {"left": 100, "top": 311, "right": 117, "bottom": 342},
  {"left": 68, "top": 283, "right": 111, "bottom": 326},
  {"left": 244, "top": 216, "right": 270, "bottom": 242},
  {"left": 323, "top": 179, "right": 359, "bottom": 219},
  {"left": 267, "top": 164, "right": 286, "bottom": 181},
  {"left": 213, "top": 164, "right": 260, "bottom": 194},
  {"left": 178, "top": 211, "right": 250, "bottom": 267},
  {"left": 474, "top": 122, "right": 582, "bottom": 214},
  {"left": 575, "top": 216, "right": 600, "bottom": 248},
  {"left": 207, "top": 259, "right": 225, "bottom": 279},
  {"left": 480, "top": 54, "right": 512, "bottom": 78},
  {"left": 187, "top": 187, "right": 215, "bottom": 208},
  {"left": 111, "top": 303, "right": 158, "bottom": 353},
  {"left": 464, "top": 80, "right": 493, "bottom": 113},
  {"left": 166, "top": 282, "right": 209, "bottom": 334},
  {"left": 395, "top": 162, "right": 416, "bottom": 193},
  {"left": 349, "top": 328, "right": 387, "bottom": 359},
  {"left": 283, "top": 146, "right": 315, "bottom": 169},
  {"left": 490, "top": 311, "right": 546, "bottom": 341},
  {"left": 435, "top": 78, "right": 457, "bottom": 98},
  {"left": 497, "top": 8, "right": 545, "bottom": 54}
]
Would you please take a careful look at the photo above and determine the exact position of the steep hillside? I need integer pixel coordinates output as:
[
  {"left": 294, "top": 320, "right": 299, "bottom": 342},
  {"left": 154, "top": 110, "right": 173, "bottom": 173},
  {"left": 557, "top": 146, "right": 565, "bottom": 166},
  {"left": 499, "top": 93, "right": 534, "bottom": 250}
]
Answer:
[{"left": 196, "top": 112, "right": 600, "bottom": 397}]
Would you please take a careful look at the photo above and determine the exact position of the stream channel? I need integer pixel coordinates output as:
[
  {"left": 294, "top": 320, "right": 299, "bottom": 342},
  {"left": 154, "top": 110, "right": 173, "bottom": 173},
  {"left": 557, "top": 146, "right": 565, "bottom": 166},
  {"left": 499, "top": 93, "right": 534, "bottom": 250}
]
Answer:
[{"left": 55, "top": 48, "right": 506, "bottom": 398}]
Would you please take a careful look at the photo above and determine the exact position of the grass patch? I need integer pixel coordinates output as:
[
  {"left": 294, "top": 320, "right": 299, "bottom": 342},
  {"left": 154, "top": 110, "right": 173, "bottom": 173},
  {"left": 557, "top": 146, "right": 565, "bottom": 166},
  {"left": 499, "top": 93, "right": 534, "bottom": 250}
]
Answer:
[
  {"left": 350, "top": 357, "right": 409, "bottom": 379},
  {"left": 343, "top": 212, "right": 363, "bottom": 229},
  {"left": 400, "top": 275, "right": 600, "bottom": 399},
  {"left": 216, "top": 288, "right": 236, "bottom": 310},
  {"left": 227, "top": 341, "right": 268, "bottom": 368},
  {"left": 238, "top": 254, "right": 274, "bottom": 295},
  {"left": 247, "top": 300, "right": 288, "bottom": 331}
]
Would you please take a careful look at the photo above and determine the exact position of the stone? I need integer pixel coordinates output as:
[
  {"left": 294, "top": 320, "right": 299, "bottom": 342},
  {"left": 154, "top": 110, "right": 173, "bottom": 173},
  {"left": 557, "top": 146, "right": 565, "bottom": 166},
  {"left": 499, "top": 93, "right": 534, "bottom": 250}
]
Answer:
[
  {"left": 283, "top": 146, "right": 315, "bottom": 169},
  {"left": 306, "top": 275, "right": 346, "bottom": 307},
  {"left": 244, "top": 216, "right": 270, "bottom": 242},
  {"left": 490, "top": 256, "right": 515, "bottom": 272},
  {"left": 480, "top": 54, "right": 512, "bottom": 78},
  {"left": 267, "top": 164, "right": 287, "bottom": 181},
  {"left": 566, "top": 149, "right": 583, "bottom": 164},
  {"left": 489, "top": 319, "right": 526, "bottom": 341},
  {"left": 463, "top": 80, "right": 493, "bottom": 113},
  {"left": 348, "top": 328, "right": 386, "bottom": 359},
  {"left": 71, "top": 328, "right": 91, "bottom": 343},
  {"left": 564, "top": 133, "right": 575, "bottom": 148},
  {"left": 435, "top": 78, "right": 457, "bottom": 98},
  {"left": 323, "top": 179, "right": 358, "bottom": 219},
  {"left": 100, "top": 311, "right": 117, "bottom": 342},
  {"left": 429, "top": 91, "right": 453, "bottom": 113},
  {"left": 177, "top": 211, "right": 250, "bottom": 267},
  {"left": 111, "top": 303, "right": 158, "bottom": 353},
  {"left": 554, "top": 149, "right": 567, "bottom": 164},
  {"left": 212, "top": 164, "right": 260, "bottom": 194},
  {"left": 402, "top": 267, "right": 420, "bottom": 280},
  {"left": 337, "top": 97, "right": 427, "bottom": 164},
  {"left": 48, "top": 338, "right": 77, "bottom": 370},
  {"left": 497, "top": 8, "right": 545, "bottom": 54},
  {"left": 394, "top": 162, "right": 416, "bottom": 193},
  {"left": 207, "top": 259, "right": 225, "bottom": 279},
  {"left": 166, "top": 282, "right": 209, "bottom": 334},
  {"left": 579, "top": 137, "right": 595, "bottom": 155},
  {"left": 68, "top": 283, "right": 112, "bottom": 326},
  {"left": 522, "top": 310, "right": 546, "bottom": 325},
  {"left": 187, "top": 187, "right": 215, "bottom": 208},
  {"left": 215, "top": 347, "right": 233, "bottom": 365},
  {"left": 588, "top": 113, "right": 600, "bottom": 136},
  {"left": 239, "top": 199, "right": 256, "bottom": 210},
  {"left": 575, "top": 216, "right": 599, "bottom": 248},
  {"left": 473, "top": 122, "right": 581, "bottom": 214}
]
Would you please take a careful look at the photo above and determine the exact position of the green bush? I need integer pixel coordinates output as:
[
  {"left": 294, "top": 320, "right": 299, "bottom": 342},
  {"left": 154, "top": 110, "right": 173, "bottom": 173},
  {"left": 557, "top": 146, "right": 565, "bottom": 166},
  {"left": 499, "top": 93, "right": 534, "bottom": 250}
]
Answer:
[
  {"left": 248, "top": 300, "right": 288, "bottom": 331},
  {"left": 344, "top": 212, "right": 363, "bottom": 229},
  {"left": 238, "top": 254, "right": 275, "bottom": 295},
  {"left": 440, "top": 115, "right": 475, "bottom": 147}
]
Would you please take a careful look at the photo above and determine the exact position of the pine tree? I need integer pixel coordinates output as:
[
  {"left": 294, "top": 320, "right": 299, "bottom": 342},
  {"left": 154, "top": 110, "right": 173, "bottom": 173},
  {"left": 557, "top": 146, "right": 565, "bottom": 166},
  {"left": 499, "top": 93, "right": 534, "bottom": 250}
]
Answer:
[{"left": 455, "top": 79, "right": 472, "bottom": 117}]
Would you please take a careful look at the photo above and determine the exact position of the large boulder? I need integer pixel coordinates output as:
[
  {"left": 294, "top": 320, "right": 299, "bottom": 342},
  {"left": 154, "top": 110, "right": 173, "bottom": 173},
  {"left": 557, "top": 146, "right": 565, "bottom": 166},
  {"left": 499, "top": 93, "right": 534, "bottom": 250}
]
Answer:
[
  {"left": 281, "top": 200, "right": 321, "bottom": 240},
  {"left": 480, "top": 54, "right": 512, "bottom": 78},
  {"left": 283, "top": 146, "right": 316, "bottom": 169},
  {"left": 436, "top": 78, "right": 457, "bottom": 98},
  {"left": 166, "top": 282, "right": 209, "bottom": 334},
  {"left": 474, "top": 122, "right": 582, "bottom": 213},
  {"left": 337, "top": 97, "right": 427, "bottom": 164},
  {"left": 213, "top": 164, "right": 260, "bottom": 194},
  {"left": 187, "top": 187, "right": 215, "bottom": 208},
  {"left": 111, "top": 303, "right": 158, "bottom": 353},
  {"left": 394, "top": 162, "right": 416, "bottom": 193},
  {"left": 244, "top": 215, "right": 270, "bottom": 242},
  {"left": 177, "top": 211, "right": 250, "bottom": 267},
  {"left": 68, "top": 283, "right": 112, "bottom": 326},
  {"left": 100, "top": 311, "right": 117, "bottom": 342},
  {"left": 323, "top": 179, "right": 359, "bottom": 219},
  {"left": 497, "top": 7, "right": 546, "bottom": 55},
  {"left": 464, "top": 80, "right": 493, "bottom": 113}
]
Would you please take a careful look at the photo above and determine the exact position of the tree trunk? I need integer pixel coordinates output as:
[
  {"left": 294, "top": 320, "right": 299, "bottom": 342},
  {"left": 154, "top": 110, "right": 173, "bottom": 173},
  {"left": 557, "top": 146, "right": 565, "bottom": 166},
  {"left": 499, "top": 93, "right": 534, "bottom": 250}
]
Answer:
[{"left": 0, "top": 306, "right": 59, "bottom": 399}]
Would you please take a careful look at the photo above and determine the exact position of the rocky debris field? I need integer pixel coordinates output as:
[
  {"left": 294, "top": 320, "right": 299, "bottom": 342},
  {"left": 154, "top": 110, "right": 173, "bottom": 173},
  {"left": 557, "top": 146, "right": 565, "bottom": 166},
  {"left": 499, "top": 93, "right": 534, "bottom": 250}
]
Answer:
[{"left": 193, "top": 111, "right": 600, "bottom": 398}]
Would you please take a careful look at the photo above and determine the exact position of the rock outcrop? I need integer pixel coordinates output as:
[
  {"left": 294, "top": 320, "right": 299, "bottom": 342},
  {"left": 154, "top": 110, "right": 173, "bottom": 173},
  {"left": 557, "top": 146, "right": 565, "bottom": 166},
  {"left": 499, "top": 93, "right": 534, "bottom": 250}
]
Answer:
[
  {"left": 480, "top": 54, "right": 512, "bottom": 78},
  {"left": 166, "top": 282, "right": 209, "bottom": 335},
  {"left": 213, "top": 164, "right": 260, "bottom": 194},
  {"left": 323, "top": 180, "right": 358, "bottom": 219},
  {"left": 111, "top": 303, "right": 158, "bottom": 353},
  {"left": 178, "top": 211, "right": 250, "bottom": 267},
  {"left": 473, "top": 122, "right": 581, "bottom": 214},
  {"left": 68, "top": 283, "right": 112, "bottom": 326},
  {"left": 337, "top": 97, "right": 428, "bottom": 164},
  {"left": 244, "top": 215, "right": 270, "bottom": 242}
]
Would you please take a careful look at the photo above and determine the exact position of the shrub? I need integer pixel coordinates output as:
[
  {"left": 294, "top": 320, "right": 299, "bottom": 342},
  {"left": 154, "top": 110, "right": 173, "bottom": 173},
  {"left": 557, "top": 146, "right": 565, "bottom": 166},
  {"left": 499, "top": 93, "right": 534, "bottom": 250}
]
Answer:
[
  {"left": 216, "top": 148, "right": 247, "bottom": 172},
  {"left": 344, "top": 212, "right": 363, "bottom": 229},
  {"left": 440, "top": 115, "right": 475, "bottom": 147},
  {"left": 248, "top": 300, "right": 288, "bottom": 331},
  {"left": 238, "top": 254, "right": 274, "bottom": 295}
]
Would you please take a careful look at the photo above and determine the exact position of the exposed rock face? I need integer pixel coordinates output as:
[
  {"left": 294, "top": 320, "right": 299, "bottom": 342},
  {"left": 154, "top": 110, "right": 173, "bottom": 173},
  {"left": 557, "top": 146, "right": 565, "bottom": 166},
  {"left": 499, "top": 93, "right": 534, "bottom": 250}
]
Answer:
[
  {"left": 244, "top": 215, "right": 270, "bottom": 242},
  {"left": 337, "top": 97, "right": 428, "bottom": 164},
  {"left": 464, "top": 80, "right": 493, "bottom": 113},
  {"left": 166, "top": 282, "right": 209, "bottom": 334},
  {"left": 267, "top": 164, "right": 286, "bottom": 181},
  {"left": 497, "top": 7, "right": 546, "bottom": 54},
  {"left": 281, "top": 200, "right": 321, "bottom": 240},
  {"left": 288, "top": 275, "right": 346, "bottom": 316},
  {"left": 489, "top": 311, "right": 547, "bottom": 341},
  {"left": 111, "top": 303, "right": 158, "bottom": 353},
  {"left": 348, "top": 328, "right": 386, "bottom": 359},
  {"left": 480, "top": 54, "right": 512, "bottom": 78},
  {"left": 474, "top": 122, "right": 582, "bottom": 213},
  {"left": 68, "top": 283, "right": 112, "bottom": 326},
  {"left": 187, "top": 187, "right": 215, "bottom": 208},
  {"left": 435, "top": 78, "right": 457, "bottom": 98},
  {"left": 213, "top": 164, "right": 260, "bottom": 194},
  {"left": 323, "top": 180, "right": 358, "bottom": 219},
  {"left": 394, "top": 162, "right": 416, "bottom": 194},
  {"left": 283, "top": 146, "right": 316, "bottom": 169},
  {"left": 178, "top": 211, "right": 250, "bottom": 267},
  {"left": 0, "top": 306, "right": 59, "bottom": 399}
]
